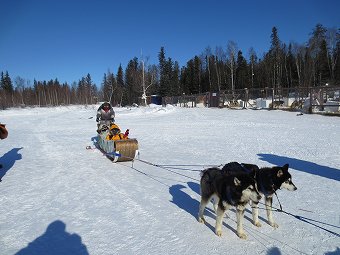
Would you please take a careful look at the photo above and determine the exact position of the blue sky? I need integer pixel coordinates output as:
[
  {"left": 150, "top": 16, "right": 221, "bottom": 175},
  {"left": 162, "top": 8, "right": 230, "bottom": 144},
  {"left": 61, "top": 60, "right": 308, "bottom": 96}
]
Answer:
[{"left": 1, "top": 0, "right": 339, "bottom": 87}]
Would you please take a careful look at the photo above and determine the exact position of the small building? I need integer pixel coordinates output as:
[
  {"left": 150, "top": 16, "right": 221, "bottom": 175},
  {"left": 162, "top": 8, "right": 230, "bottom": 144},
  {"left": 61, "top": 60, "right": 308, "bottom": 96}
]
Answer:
[
  {"left": 256, "top": 98, "right": 272, "bottom": 108},
  {"left": 324, "top": 101, "right": 340, "bottom": 112},
  {"left": 151, "top": 95, "right": 162, "bottom": 105}
]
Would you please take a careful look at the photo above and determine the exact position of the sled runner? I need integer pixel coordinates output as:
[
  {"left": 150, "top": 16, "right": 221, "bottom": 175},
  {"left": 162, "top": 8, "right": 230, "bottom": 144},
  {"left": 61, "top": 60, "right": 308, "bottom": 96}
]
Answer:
[{"left": 96, "top": 123, "right": 139, "bottom": 162}]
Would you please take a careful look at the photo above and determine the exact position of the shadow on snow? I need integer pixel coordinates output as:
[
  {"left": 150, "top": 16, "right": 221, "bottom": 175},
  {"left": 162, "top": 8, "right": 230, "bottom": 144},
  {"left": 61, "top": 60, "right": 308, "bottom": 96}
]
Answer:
[
  {"left": 258, "top": 153, "right": 340, "bottom": 181},
  {"left": 169, "top": 181, "right": 241, "bottom": 235},
  {"left": 0, "top": 147, "right": 23, "bottom": 182},
  {"left": 266, "top": 247, "right": 282, "bottom": 255},
  {"left": 325, "top": 247, "right": 340, "bottom": 255},
  {"left": 15, "top": 220, "right": 89, "bottom": 255},
  {"left": 169, "top": 183, "right": 200, "bottom": 220}
]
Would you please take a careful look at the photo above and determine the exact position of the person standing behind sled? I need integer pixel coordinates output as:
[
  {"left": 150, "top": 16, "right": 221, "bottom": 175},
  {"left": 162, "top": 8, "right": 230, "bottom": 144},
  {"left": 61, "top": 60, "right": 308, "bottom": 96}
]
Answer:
[{"left": 96, "top": 102, "right": 115, "bottom": 132}]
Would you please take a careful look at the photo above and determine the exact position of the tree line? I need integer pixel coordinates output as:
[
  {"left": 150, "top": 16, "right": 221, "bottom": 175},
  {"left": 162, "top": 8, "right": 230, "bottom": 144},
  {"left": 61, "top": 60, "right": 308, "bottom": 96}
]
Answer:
[{"left": 1, "top": 24, "right": 339, "bottom": 109}]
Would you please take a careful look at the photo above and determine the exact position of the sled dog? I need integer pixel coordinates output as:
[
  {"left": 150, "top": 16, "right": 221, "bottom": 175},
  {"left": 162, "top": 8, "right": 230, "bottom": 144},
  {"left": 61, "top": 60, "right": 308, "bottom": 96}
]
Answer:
[
  {"left": 0, "top": 123, "right": 8, "bottom": 140},
  {"left": 222, "top": 162, "right": 297, "bottom": 228},
  {"left": 198, "top": 167, "right": 261, "bottom": 239}
]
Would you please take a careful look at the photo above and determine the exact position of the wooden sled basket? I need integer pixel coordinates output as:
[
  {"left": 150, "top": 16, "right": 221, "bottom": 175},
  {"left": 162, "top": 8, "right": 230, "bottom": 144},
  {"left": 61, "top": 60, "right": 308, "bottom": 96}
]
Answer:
[
  {"left": 97, "top": 134, "right": 139, "bottom": 162},
  {"left": 114, "top": 139, "right": 139, "bottom": 162}
]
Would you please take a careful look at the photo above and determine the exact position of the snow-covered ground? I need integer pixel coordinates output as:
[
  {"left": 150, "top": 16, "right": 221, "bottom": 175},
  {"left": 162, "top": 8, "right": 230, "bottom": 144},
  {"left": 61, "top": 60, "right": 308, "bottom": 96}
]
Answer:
[{"left": 0, "top": 105, "right": 339, "bottom": 255}]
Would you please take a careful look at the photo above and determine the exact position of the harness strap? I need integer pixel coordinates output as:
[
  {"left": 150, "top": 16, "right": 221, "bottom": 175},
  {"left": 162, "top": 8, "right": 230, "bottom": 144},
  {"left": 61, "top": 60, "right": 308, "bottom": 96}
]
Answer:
[
  {"left": 226, "top": 186, "right": 235, "bottom": 206},
  {"left": 273, "top": 186, "right": 283, "bottom": 211}
]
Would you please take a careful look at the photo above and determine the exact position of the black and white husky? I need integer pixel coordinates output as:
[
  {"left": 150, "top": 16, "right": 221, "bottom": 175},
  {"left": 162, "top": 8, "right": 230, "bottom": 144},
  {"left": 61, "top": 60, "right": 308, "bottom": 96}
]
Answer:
[
  {"left": 222, "top": 162, "right": 297, "bottom": 228},
  {"left": 198, "top": 167, "right": 262, "bottom": 239}
]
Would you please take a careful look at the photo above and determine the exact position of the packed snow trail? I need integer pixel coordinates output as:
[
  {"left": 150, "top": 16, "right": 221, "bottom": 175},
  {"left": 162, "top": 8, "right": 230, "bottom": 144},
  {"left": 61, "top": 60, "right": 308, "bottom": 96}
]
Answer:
[{"left": 0, "top": 105, "right": 339, "bottom": 255}]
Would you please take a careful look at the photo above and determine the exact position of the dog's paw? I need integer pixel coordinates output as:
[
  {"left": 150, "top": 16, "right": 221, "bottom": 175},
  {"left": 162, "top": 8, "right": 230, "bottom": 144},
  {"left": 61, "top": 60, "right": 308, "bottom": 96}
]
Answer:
[
  {"left": 254, "top": 221, "right": 262, "bottom": 227},
  {"left": 216, "top": 230, "right": 223, "bottom": 237},
  {"left": 269, "top": 222, "right": 279, "bottom": 228},
  {"left": 238, "top": 232, "right": 247, "bottom": 239}
]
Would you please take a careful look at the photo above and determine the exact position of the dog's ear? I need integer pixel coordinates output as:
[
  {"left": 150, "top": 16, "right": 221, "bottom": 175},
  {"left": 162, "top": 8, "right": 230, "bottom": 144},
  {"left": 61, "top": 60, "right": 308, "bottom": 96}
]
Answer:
[
  {"left": 277, "top": 169, "right": 284, "bottom": 177},
  {"left": 234, "top": 177, "right": 241, "bottom": 186},
  {"left": 282, "top": 164, "right": 289, "bottom": 171}
]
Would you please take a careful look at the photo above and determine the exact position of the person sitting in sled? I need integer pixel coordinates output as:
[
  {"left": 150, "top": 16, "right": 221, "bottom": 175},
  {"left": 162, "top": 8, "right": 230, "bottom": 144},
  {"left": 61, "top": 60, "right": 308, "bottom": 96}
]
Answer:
[
  {"left": 106, "top": 123, "right": 129, "bottom": 141},
  {"left": 96, "top": 102, "right": 115, "bottom": 132}
]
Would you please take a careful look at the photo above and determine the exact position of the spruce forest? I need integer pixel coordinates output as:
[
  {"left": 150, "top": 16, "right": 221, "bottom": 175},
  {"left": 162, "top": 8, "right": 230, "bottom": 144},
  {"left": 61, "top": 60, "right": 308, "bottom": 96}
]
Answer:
[{"left": 1, "top": 24, "right": 340, "bottom": 109}]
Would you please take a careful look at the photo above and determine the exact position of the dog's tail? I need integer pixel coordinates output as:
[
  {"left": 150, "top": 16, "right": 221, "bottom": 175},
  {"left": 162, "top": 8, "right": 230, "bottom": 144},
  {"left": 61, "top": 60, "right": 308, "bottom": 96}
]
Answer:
[
  {"left": 199, "top": 167, "right": 222, "bottom": 181},
  {"left": 199, "top": 167, "right": 216, "bottom": 178},
  {"left": 200, "top": 169, "right": 207, "bottom": 178}
]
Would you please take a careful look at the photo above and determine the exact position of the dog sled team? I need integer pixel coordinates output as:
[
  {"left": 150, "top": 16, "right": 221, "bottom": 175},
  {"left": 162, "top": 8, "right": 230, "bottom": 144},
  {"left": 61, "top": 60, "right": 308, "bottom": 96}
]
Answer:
[
  {"left": 198, "top": 162, "right": 297, "bottom": 239},
  {"left": 95, "top": 101, "right": 297, "bottom": 239}
]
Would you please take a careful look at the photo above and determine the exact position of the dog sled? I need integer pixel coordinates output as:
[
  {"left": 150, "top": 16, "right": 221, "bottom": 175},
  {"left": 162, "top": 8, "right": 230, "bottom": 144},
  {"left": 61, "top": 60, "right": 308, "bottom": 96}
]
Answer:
[{"left": 96, "top": 123, "right": 139, "bottom": 162}]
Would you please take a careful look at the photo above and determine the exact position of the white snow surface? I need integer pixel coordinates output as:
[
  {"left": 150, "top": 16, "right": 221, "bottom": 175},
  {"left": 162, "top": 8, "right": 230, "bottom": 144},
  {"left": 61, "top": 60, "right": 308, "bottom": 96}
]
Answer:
[{"left": 0, "top": 105, "right": 339, "bottom": 255}]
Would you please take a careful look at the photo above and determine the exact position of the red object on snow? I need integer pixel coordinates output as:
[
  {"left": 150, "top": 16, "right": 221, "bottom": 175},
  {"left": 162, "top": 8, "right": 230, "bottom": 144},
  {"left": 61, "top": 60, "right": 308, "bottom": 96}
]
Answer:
[{"left": 123, "top": 129, "right": 129, "bottom": 138}]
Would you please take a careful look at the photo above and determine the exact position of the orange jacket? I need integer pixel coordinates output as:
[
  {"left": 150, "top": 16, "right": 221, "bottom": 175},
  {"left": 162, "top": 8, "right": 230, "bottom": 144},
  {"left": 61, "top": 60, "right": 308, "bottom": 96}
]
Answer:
[
  {"left": 105, "top": 123, "right": 129, "bottom": 140},
  {"left": 106, "top": 133, "right": 128, "bottom": 141}
]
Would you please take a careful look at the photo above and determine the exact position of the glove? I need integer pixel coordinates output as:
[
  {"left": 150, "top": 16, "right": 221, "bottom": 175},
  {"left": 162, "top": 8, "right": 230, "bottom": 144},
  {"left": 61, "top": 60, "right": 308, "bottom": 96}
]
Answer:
[
  {"left": 96, "top": 117, "right": 99, "bottom": 122},
  {"left": 111, "top": 118, "right": 115, "bottom": 123}
]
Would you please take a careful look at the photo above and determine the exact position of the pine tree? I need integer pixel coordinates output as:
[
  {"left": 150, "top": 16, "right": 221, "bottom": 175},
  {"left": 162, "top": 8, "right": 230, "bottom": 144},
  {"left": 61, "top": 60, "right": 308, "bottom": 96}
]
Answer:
[
  {"left": 2, "top": 71, "right": 13, "bottom": 92},
  {"left": 85, "top": 73, "right": 93, "bottom": 105},
  {"left": 202, "top": 47, "right": 213, "bottom": 92},
  {"left": 209, "top": 55, "right": 219, "bottom": 92},
  {"left": 318, "top": 39, "right": 330, "bottom": 85},
  {"left": 308, "top": 24, "right": 327, "bottom": 86},
  {"left": 116, "top": 64, "right": 125, "bottom": 106},
  {"left": 335, "top": 37, "right": 340, "bottom": 84},
  {"left": 77, "top": 78, "right": 86, "bottom": 104},
  {"left": 236, "top": 50, "right": 248, "bottom": 90},
  {"left": 172, "top": 61, "right": 181, "bottom": 95},
  {"left": 193, "top": 56, "right": 201, "bottom": 94},
  {"left": 158, "top": 47, "right": 172, "bottom": 96},
  {"left": 117, "top": 64, "right": 124, "bottom": 88},
  {"left": 0, "top": 72, "right": 4, "bottom": 89},
  {"left": 326, "top": 27, "right": 340, "bottom": 82},
  {"left": 285, "top": 43, "right": 298, "bottom": 88},
  {"left": 184, "top": 59, "right": 195, "bottom": 94},
  {"left": 308, "top": 24, "right": 327, "bottom": 57},
  {"left": 101, "top": 73, "right": 109, "bottom": 101},
  {"left": 125, "top": 58, "right": 140, "bottom": 105},
  {"left": 269, "top": 27, "right": 282, "bottom": 92},
  {"left": 107, "top": 72, "right": 117, "bottom": 105}
]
